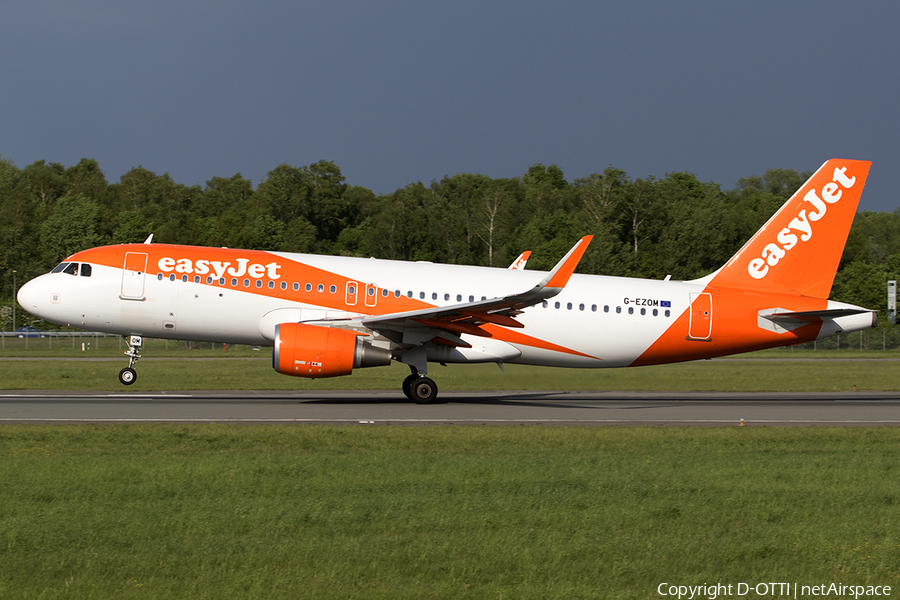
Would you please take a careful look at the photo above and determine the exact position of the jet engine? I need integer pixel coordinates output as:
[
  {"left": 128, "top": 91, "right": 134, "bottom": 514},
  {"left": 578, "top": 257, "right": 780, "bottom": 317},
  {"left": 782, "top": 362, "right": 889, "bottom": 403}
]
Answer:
[{"left": 273, "top": 323, "right": 392, "bottom": 378}]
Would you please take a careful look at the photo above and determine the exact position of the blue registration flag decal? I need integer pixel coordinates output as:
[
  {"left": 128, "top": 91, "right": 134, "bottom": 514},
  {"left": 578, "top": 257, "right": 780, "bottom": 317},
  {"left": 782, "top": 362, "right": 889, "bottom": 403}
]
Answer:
[{"left": 661, "top": 300, "right": 671, "bottom": 307}]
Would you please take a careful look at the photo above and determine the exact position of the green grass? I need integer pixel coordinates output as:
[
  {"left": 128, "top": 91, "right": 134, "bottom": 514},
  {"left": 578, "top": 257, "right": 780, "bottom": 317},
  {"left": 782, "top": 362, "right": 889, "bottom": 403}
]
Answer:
[
  {"left": 1, "top": 425, "right": 898, "bottom": 599},
  {"left": 0, "top": 356, "right": 898, "bottom": 392}
]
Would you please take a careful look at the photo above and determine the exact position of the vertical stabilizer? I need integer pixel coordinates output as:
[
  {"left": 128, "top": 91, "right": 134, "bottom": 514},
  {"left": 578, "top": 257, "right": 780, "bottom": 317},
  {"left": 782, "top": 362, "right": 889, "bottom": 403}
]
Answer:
[{"left": 709, "top": 159, "right": 870, "bottom": 299}]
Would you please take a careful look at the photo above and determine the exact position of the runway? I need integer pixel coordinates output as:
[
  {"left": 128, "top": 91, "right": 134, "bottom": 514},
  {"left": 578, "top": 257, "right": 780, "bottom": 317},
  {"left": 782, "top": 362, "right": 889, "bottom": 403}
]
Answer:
[{"left": 1, "top": 390, "right": 899, "bottom": 426}]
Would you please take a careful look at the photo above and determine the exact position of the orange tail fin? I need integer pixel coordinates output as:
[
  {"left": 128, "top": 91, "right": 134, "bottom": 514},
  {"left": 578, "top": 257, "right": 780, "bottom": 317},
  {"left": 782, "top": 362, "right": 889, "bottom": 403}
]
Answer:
[{"left": 709, "top": 159, "right": 871, "bottom": 299}]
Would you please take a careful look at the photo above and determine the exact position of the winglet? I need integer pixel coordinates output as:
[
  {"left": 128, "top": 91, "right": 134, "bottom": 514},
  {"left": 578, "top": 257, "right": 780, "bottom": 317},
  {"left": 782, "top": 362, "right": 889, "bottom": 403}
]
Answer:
[
  {"left": 540, "top": 235, "right": 593, "bottom": 290},
  {"left": 508, "top": 251, "right": 532, "bottom": 270}
]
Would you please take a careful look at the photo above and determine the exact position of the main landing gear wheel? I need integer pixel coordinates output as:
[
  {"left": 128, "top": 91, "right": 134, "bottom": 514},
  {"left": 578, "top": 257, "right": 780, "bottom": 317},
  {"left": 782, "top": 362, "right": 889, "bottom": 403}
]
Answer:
[
  {"left": 410, "top": 376, "right": 438, "bottom": 404},
  {"left": 118, "top": 367, "right": 137, "bottom": 385},
  {"left": 402, "top": 374, "right": 420, "bottom": 400}
]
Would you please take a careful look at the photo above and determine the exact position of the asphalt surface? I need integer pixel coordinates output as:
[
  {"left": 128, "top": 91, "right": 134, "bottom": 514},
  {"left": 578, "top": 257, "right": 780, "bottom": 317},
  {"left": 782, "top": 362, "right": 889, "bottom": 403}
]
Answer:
[{"left": 1, "top": 390, "right": 899, "bottom": 426}]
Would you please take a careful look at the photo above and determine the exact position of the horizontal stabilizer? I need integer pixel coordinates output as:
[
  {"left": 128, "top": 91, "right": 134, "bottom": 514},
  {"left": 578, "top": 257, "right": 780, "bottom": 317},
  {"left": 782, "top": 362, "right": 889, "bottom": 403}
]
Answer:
[
  {"left": 767, "top": 308, "right": 872, "bottom": 322},
  {"left": 758, "top": 306, "right": 877, "bottom": 335}
]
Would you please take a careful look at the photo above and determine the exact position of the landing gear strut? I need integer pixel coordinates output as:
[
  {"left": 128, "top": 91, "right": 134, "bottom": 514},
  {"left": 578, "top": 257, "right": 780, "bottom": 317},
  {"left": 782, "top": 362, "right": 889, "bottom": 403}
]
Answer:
[
  {"left": 119, "top": 335, "right": 142, "bottom": 386},
  {"left": 402, "top": 367, "right": 438, "bottom": 404}
]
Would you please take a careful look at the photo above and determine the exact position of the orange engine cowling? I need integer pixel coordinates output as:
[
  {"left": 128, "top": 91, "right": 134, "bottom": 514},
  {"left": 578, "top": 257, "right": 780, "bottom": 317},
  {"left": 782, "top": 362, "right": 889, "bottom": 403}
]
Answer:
[{"left": 273, "top": 323, "right": 391, "bottom": 378}]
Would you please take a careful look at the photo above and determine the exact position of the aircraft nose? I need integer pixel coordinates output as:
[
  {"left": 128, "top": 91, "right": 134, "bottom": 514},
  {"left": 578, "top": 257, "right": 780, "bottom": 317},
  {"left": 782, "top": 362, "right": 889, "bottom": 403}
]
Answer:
[{"left": 17, "top": 277, "right": 47, "bottom": 316}]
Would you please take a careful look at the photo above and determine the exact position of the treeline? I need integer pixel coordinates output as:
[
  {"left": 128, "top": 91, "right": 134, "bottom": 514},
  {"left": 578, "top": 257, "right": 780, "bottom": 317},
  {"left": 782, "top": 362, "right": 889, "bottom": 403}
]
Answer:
[{"left": 1, "top": 156, "right": 899, "bottom": 315}]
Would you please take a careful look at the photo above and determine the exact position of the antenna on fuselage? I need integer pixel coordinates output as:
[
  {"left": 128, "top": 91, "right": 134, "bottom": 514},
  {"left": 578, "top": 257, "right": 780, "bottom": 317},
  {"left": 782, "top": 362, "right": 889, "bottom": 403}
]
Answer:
[{"left": 143, "top": 234, "right": 154, "bottom": 245}]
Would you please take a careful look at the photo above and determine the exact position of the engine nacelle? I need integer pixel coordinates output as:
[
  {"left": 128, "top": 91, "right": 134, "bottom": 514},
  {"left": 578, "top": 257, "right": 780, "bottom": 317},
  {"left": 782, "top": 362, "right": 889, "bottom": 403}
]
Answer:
[{"left": 273, "top": 323, "right": 392, "bottom": 378}]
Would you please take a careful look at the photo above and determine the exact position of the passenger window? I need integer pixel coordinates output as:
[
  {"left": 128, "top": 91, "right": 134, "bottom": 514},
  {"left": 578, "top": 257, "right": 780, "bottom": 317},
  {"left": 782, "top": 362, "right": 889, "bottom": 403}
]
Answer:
[{"left": 80, "top": 263, "right": 92, "bottom": 277}]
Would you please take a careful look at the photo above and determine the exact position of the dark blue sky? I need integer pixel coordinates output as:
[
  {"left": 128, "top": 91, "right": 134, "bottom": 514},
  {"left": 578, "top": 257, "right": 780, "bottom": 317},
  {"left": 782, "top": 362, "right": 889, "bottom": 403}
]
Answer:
[{"left": 2, "top": 1, "right": 897, "bottom": 212}]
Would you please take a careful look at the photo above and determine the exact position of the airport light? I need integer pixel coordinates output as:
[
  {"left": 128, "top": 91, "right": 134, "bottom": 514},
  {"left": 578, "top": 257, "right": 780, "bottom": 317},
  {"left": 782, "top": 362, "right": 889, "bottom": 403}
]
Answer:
[{"left": 12, "top": 270, "right": 15, "bottom": 333}]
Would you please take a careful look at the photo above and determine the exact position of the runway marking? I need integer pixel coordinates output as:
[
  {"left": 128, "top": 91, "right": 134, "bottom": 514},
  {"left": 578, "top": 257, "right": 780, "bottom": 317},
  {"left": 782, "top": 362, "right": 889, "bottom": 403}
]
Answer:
[
  {"left": 0, "top": 394, "right": 195, "bottom": 398},
  {"left": 2, "top": 418, "right": 900, "bottom": 424}
]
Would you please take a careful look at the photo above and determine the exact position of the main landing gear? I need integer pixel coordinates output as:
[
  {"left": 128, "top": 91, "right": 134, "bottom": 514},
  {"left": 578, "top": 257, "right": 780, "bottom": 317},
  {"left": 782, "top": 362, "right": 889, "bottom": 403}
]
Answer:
[
  {"left": 402, "top": 368, "right": 439, "bottom": 404},
  {"left": 118, "top": 335, "right": 142, "bottom": 386}
]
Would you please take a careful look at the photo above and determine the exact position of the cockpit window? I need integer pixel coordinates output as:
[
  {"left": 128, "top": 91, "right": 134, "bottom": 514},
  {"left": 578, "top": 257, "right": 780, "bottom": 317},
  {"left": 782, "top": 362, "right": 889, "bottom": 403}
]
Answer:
[
  {"left": 62, "top": 263, "right": 79, "bottom": 276},
  {"left": 51, "top": 262, "right": 71, "bottom": 274},
  {"left": 80, "top": 263, "right": 92, "bottom": 277}
]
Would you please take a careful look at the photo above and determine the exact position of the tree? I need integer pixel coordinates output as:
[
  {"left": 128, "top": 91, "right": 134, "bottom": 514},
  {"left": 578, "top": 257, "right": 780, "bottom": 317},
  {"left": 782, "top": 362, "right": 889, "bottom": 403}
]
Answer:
[
  {"left": 38, "top": 193, "right": 102, "bottom": 266},
  {"left": 109, "top": 167, "right": 200, "bottom": 244},
  {"left": 521, "top": 164, "right": 569, "bottom": 218},
  {"left": 831, "top": 261, "right": 889, "bottom": 311},
  {"left": 18, "top": 160, "right": 67, "bottom": 208}
]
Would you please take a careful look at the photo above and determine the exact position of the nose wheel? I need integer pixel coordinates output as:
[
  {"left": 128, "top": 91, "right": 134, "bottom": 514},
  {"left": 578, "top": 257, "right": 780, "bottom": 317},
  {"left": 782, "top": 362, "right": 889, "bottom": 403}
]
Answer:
[
  {"left": 119, "top": 367, "right": 137, "bottom": 385},
  {"left": 119, "top": 335, "right": 142, "bottom": 386}
]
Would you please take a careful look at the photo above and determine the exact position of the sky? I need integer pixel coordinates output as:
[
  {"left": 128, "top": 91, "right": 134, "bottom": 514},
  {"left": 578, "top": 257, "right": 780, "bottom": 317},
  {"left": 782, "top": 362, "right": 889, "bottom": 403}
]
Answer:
[{"left": 2, "top": 0, "right": 898, "bottom": 212}]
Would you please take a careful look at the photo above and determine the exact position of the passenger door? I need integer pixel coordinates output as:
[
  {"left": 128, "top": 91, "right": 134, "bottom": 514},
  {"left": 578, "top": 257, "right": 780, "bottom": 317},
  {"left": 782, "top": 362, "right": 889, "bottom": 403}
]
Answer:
[{"left": 121, "top": 252, "right": 148, "bottom": 300}]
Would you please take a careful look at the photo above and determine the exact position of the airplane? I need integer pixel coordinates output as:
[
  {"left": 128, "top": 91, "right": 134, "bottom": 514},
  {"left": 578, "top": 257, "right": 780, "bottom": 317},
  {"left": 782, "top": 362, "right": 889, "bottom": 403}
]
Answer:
[{"left": 17, "top": 158, "right": 876, "bottom": 403}]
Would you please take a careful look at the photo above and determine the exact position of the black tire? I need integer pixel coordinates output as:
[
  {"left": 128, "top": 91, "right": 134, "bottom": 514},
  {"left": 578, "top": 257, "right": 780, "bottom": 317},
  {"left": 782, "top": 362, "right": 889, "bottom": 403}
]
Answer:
[
  {"left": 410, "top": 377, "right": 438, "bottom": 404},
  {"left": 402, "top": 374, "right": 419, "bottom": 400},
  {"left": 118, "top": 367, "right": 137, "bottom": 386}
]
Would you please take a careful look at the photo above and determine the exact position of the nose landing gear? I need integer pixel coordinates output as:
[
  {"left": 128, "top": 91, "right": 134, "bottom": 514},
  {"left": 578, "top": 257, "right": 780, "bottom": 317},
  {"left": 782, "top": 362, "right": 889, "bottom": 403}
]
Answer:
[{"left": 119, "top": 335, "right": 142, "bottom": 385}]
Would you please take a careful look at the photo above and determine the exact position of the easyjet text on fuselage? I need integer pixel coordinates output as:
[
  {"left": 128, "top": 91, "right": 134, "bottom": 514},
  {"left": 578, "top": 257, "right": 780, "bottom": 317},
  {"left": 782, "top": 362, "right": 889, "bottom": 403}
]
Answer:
[{"left": 157, "top": 257, "right": 282, "bottom": 280}]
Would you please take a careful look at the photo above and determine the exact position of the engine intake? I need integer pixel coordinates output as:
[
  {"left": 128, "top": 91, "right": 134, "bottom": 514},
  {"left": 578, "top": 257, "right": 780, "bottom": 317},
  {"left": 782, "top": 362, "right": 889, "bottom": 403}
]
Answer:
[{"left": 273, "top": 323, "right": 391, "bottom": 378}]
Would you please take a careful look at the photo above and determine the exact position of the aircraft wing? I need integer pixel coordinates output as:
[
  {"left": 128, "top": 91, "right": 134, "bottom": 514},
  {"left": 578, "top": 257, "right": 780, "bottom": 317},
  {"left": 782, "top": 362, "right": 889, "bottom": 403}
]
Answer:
[{"left": 360, "top": 236, "right": 592, "bottom": 347}]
